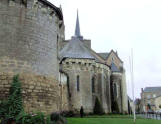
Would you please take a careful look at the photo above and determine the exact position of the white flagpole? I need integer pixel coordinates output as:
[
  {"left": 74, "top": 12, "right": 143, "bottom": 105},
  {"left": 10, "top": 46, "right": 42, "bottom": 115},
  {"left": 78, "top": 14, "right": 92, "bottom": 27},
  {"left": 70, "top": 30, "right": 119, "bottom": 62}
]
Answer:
[{"left": 129, "top": 49, "right": 136, "bottom": 124}]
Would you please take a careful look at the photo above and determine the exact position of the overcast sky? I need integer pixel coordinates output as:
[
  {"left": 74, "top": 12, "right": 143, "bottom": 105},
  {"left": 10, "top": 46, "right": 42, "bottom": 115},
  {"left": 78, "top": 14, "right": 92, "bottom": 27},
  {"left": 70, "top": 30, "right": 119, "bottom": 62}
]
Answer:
[{"left": 49, "top": 0, "right": 161, "bottom": 99}]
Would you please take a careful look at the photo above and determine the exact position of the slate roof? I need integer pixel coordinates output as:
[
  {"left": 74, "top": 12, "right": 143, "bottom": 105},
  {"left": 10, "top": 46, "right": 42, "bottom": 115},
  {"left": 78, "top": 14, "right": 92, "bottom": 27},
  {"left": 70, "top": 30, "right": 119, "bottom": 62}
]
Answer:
[
  {"left": 144, "top": 87, "right": 161, "bottom": 93},
  {"left": 97, "top": 52, "right": 109, "bottom": 60},
  {"left": 83, "top": 47, "right": 105, "bottom": 63},
  {"left": 111, "top": 62, "right": 120, "bottom": 72},
  {"left": 59, "top": 37, "right": 95, "bottom": 60}
]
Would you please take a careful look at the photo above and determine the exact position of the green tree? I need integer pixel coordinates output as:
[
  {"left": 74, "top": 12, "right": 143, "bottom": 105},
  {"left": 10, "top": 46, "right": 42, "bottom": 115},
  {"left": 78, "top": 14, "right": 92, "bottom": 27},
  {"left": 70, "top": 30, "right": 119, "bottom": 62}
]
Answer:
[
  {"left": 111, "top": 100, "right": 120, "bottom": 113},
  {"left": 8, "top": 75, "right": 23, "bottom": 118},
  {"left": 147, "top": 104, "right": 151, "bottom": 110},
  {"left": 0, "top": 75, "right": 23, "bottom": 120},
  {"left": 93, "top": 97, "right": 104, "bottom": 115},
  {"left": 0, "top": 100, "right": 8, "bottom": 118}
]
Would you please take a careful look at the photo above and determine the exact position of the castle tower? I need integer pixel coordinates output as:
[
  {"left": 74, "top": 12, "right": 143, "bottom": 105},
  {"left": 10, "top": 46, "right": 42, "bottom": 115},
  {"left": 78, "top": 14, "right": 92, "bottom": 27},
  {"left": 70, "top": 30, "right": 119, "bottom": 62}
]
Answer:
[
  {"left": 0, "top": 0, "right": 65, "bottom": 114},
  {"left": 0, "top": 0, "right": 64, "bottom": 78}
]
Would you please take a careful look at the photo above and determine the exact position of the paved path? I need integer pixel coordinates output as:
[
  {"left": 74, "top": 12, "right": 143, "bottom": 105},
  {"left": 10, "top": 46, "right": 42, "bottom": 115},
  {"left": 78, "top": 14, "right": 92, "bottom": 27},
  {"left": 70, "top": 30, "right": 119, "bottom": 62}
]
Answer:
[{"left": 138, "top": 114, "right": 161, "bottom": 120}]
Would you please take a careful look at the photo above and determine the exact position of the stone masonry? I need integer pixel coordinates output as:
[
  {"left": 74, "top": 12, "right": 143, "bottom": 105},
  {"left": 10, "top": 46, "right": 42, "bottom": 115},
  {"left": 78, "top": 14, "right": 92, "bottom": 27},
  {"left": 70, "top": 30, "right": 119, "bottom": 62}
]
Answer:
[
  {"left": 61, "top": 58, "right": 112, "bottom": 113},
  {"left": 0, "top": 72, "right": 69, "bottom": 114},
  {"left": 0, "top": 0, "right": 128, "bottom": 115},
  {"left": 0, "top": 0, "right": 64, "bottom": 78},
  {"left": 0, "top": 0, "right": 67, "bottom": 114}
]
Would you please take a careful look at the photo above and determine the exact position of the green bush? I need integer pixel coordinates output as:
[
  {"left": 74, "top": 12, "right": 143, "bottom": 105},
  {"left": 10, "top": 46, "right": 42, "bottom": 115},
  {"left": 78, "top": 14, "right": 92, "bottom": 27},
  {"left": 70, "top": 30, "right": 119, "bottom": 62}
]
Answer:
[
  {"left": 0, "top": 100, "right": 9, "bottom": 119},
  {"left": 0, "top": 75, "right": 23, "bottom": 121},
  {"left": 50, "top": 112, "right": 67, "bottom": 124},
  {"left": 0, "top": 74, "right": 67, "bottom": 124},
  {"left": 16, "top": 112, "right": 67, "bottom": 124},
  {"left": 147, "top": 104, "right": 151, "bottom": 110},
  {"left": 60, "top": 110, "right": 74, "bottom": 117},
  {"left": 46, "top": 115, "right": 51, "bottom": 124},
  {"left": 111, "top": 101, "right": 120, "bottom": 113},
  {"left": 16, "top": 112, "right": 46, "bottom": 124},
  {"left": 8, "top": 75, "right": 23, "bottom": 118},
  {"left": 93, "top": 97, "right": 104, "bottom": 115}
]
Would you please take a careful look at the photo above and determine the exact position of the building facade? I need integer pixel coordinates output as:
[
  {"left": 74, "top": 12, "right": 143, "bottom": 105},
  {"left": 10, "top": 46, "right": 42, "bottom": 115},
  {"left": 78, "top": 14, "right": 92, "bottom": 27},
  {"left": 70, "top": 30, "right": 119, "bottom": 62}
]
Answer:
[
  {"left": 0, "top": 0, "right": 66, "bottom": 114},
  {"left": 140, "top": 87, "right": 161, "bottom": 112},
  {"left": 59, "top": 11, "right": 128, "bottom": 114},
  {"left": 0, "top": 0, "right": 128, "bottom": 114}
]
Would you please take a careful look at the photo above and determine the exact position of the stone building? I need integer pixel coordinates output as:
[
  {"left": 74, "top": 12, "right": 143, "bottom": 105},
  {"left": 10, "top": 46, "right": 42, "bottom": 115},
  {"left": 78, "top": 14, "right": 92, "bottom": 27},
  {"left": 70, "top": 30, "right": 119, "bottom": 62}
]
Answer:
[
  {"left": 140, "top": 87, "right": 161, "bottom": 112},
  {"left": 59, "top": 11, "right": 128, "bottom": 114},
  {"left": 0, "top": 0, "right": 128, "bottom": 114},
  {"left": 0, "top": 0, "right": 66, "bottom": 114}
]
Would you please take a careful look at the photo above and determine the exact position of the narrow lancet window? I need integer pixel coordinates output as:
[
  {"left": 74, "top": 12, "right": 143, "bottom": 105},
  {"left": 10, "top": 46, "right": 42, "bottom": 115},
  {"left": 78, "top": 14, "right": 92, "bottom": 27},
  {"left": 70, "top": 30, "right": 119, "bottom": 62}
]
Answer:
[
  {"left": 92, "top": 76, "right": 95, "bottom": 93},
  {"left": 77, "top": 75, "right": 80, "bottom": 91},
  {"left": 114, "top": 83, "right": 117, "bottom": 97}
]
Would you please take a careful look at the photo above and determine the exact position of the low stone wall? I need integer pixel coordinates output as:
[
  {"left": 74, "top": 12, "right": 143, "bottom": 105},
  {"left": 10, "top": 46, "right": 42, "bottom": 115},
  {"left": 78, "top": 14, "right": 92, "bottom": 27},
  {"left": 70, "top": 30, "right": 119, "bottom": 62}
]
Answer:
[{"left": 0, "top": 72, "right": 69, "bottom": 114}]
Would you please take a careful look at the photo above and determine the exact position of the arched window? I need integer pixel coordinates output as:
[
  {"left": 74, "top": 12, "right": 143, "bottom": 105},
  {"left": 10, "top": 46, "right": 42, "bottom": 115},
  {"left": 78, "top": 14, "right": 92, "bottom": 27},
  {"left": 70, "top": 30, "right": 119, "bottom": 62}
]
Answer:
[
  {"left": 77, "top": 75, "right": 80, "bottom": 91},
  {"left": 111, "top": 57, "right": 114, "bottom": 62},
  {"left": 114, "top": 83, "right": 117, "bottom": 97},
  {"left": 67, "top": 76, "right": 71, "bottom": 98},
  {"left": 92, "top": 76, "right": 95, "bottom": 93}
]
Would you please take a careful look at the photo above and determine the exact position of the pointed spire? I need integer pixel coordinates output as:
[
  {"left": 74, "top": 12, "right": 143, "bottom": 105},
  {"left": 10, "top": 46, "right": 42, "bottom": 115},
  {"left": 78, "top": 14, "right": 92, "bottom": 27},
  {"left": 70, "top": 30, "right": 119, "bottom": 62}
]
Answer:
[
  {"left": 75, "top": 10, "right": 81, "bottom": 37},
  {"left": 59, "top": 4, "right": 62, "bottom": 11},
  {"left": 74, "top": 10, "right": 83, "bottom": 40}
]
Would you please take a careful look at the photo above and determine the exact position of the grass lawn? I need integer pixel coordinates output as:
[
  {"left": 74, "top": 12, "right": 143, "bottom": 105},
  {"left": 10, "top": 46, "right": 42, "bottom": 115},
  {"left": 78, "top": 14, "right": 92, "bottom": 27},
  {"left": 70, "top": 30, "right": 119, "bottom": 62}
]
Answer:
[{"left": 67, "top": 117, "right": 161, "bottom": 124}]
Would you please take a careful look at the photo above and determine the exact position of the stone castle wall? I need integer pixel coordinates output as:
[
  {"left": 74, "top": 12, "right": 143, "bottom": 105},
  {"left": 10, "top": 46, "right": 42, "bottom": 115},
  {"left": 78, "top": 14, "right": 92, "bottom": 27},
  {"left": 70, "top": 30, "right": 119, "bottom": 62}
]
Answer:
[
  {"left": 0, "top": 0, "right": 63, "bottom": 79},
  {"left": 121, "top": 70, "right": 128, "bottom": 113},
  {"left": 94, "top": 63, "right": 111, "bottom": 113},
  {"left": 0, "top": 0, "right": 68, "bottom": 114},
  {"left": 61, "top": 58, "right": 95, "bottom": 113},
  {"left": 62, "top": 58, "right": 111, "bottom": 113},
  {"left": 111, "top": 72, "right": 123, "bottom": 113},
  {"left": 0, "top": 73, "right": 69, "bottom": 114}
]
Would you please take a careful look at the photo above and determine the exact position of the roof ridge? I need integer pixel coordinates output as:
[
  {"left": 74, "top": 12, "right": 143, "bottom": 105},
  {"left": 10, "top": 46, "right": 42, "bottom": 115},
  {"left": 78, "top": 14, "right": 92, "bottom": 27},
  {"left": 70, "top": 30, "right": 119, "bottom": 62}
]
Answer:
[
  {"left": 83, "top": 45, "right": 106, "bottom": 63},
  {"left": 59, "top": 37, "right": 95, "bottom": 60},
  {"left": 97, "top": 52, "right": 109, "bottom": 60},
  {"left": 98, "top": 52, "right": 109, "bottom": 54},
  {"left": 145, "top": 87, "right": 161, "bottom": 88}
]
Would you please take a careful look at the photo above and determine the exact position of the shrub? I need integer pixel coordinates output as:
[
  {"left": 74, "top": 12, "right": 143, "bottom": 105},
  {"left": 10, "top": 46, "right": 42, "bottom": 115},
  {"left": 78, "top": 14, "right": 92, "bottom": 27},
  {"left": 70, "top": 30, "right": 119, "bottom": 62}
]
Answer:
[
  {"left": 46, "top": 115, "right": 51, "bottom": 124},
  {"left": 93, "top": 97, "right": 104, "bottom": 115},
  {"left": 111, "top": 100, "right": 120, "bottom": 113},
  {"left": 0, "top": 75, "right": 23, "bottom": 121},
  {"left": 0, "top": 100, "right": 9, "bottom": 119},
  {"left": 88, "top": 112, "right": 94, "bottom": 115},
  {"left": 17, "top": 112, "right": 68, "bottom": 124},
  {"left": 16, "top": 112, "right": 46, "bottom": 124},
  {"left": 50, "top": 112, "right": 67, "bottom": 124},
  {"left": 147, "top": 103, "right": 151, "bottom": 110},
  {"left": 8, "top": 75, "right": 23, "bottom": 118},
  {"left": 0, "top": 75, "right": 68, "bottom": 124},
  {"left": 60, "top": 111, "right": 74, "bottom": 117}
]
